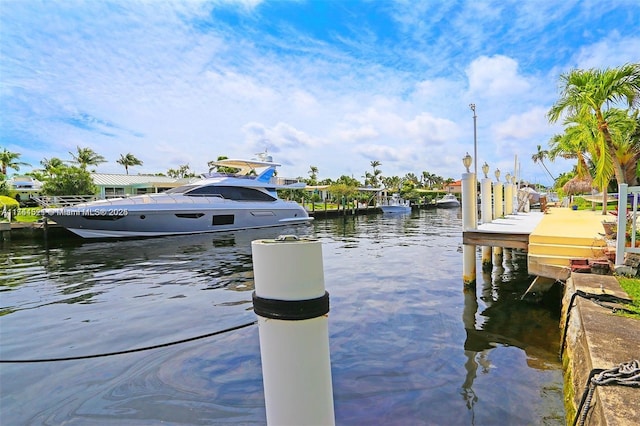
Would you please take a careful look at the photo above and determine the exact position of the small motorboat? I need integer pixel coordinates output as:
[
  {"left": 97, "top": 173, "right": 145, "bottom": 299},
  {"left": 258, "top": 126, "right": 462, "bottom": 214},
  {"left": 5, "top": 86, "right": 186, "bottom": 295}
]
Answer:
[
  {"left": 436, "top": 193, "right": 461, "bottom": 208},
  {"left": 378, "top": 193, "right": 411, "bottom": 214}
]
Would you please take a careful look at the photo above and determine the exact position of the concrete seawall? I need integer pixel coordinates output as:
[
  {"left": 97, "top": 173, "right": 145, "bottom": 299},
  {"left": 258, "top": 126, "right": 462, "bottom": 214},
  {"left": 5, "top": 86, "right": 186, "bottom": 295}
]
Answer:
[{"left": 560, "top": 273, "right": 639, "bottom": 425}]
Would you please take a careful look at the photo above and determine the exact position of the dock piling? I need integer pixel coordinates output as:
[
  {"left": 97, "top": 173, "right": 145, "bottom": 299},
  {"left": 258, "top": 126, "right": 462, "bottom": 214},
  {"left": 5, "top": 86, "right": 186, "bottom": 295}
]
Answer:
[{"left": 251, "top": 235, "right": 335, "bottom": 426}]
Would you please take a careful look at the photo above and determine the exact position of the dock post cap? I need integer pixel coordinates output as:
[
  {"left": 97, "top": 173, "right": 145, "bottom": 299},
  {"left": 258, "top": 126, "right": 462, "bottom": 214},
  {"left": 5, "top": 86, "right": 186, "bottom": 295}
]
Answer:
[{"left": 258, "top": 235, "right": 318, "bottom": 243}]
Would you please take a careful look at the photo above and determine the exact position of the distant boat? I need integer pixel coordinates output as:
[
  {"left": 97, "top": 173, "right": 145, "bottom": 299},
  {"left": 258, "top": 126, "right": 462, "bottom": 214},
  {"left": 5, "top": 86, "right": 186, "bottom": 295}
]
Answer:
[
  {"left": 436, "top": 193, "right": 460, "bottom": 208},
  {"left": 378, "top": 193, "right": 411, "bottom": 214},
  {"left": 41, "top": 154, "right": 313, "bottom": 238}
]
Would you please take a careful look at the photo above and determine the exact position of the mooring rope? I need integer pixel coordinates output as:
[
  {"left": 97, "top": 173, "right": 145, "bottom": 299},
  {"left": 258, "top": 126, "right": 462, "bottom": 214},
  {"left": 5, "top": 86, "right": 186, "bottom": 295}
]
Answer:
[
  {"left": 573, "top": 360, "right": 640, "bottom": 426},
  {"left": 0, "top": 320, "right": 257, "bottom": 363},
  {"left": 559, "top": 289, "right": 635, "bottom": 359}
]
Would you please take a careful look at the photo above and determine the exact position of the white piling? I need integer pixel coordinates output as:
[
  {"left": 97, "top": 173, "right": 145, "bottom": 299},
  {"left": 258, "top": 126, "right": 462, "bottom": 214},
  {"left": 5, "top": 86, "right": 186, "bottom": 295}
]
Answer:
[
  {"left": 462, "top": 172, "right": 477, "bottom": 286},
  {"left": 504, "top": 182, "right": 513, "bottom": 217},
  {"left": 493, "top": 182, "right": 504, "bottom": 219},
  {"left": 480, "top": 177, "right": 493, "bottom": 272},
  {"left": 493, "top": 246, "right": 503, "bottom": 267},
  {"left": 481, "top": 178, "right": 492, "bottom": 224},
  {"left": 251, "top": 236, "right": 335, "bottom": 426}
]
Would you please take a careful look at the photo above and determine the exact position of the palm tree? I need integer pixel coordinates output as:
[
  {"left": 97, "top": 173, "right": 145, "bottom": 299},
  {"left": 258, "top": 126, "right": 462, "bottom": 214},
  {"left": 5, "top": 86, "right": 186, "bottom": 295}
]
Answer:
[
  {"left": 167, "top": 164, "right": 195, "bottom": 179},
  {"left": 40, "top": 157, "right": 65, "bottom": 177},
  {"left": 547, "top": 63, "right": 640, "bottom": 185},
  {"left": 549, "top": 108, "right": 637, "bottom": 213},
  {"left": 369, "top": 160, "right": 382, "bottom": 188},
  {"left": 0, "top": 148, "right": 31, "bottom": 176},
  {"left": 69, "top": 146, "right": 107, "bottom": 170},
  {"left": 308, "top": 166, "right": 319, "bottom": 184},
  {"left": 116, "top": 153, "right": 143, "bottom": 175},
  {"left": 531, "top": 145, "right": 555, "bottom": 182}
]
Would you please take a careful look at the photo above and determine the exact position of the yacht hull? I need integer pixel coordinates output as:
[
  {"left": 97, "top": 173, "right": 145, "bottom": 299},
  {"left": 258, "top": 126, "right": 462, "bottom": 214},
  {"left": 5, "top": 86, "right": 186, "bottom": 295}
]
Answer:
[{"left": 43, "top": 201, "right": 312, "bottom": 238}]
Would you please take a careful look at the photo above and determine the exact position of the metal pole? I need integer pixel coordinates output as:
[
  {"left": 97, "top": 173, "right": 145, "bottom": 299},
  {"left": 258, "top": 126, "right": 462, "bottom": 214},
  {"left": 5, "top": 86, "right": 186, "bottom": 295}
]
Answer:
[{"left": 470, "top": 104, "right": 477, "bottom": 179}]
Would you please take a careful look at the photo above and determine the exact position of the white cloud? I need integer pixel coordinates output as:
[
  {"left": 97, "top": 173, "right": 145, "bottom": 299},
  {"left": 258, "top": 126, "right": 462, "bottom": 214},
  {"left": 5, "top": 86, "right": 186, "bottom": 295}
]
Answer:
[
  {"left": 493, "top": 107, "right": 552, "bottom": 141},
  {"left": 573, "top": 33, "right": 640, "bottom": 69},
  {"left": 466, "top": 55, "right": 531, "bottom": 98},
  {"left": 1, "top": 0, "right": 637, "bottom": 185}
]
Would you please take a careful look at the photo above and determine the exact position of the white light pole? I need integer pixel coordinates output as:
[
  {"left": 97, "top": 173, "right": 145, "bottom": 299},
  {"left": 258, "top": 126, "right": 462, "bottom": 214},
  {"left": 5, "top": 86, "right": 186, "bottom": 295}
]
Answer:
[{"left": 470, "top": 104, "right": 477, "bottom": 179}]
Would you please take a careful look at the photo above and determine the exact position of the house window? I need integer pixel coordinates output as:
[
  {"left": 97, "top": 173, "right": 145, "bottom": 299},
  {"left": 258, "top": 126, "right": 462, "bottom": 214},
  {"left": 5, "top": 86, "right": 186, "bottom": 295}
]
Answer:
[{"left": 104, "top": 187, "right": 126, "bottom": 197}]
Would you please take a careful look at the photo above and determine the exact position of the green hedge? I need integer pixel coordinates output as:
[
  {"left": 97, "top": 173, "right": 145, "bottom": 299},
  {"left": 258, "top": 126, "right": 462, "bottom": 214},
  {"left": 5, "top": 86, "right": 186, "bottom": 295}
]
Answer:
[{"left": 0, "top": 195, "right": 19, "bottom": 221}]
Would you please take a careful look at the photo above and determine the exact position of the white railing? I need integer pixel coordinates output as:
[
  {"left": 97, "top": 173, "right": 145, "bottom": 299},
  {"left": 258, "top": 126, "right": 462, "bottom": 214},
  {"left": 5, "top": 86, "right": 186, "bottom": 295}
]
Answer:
[
  {"left": 615, "top": 184, "right": 640, "bottom": 265},
  {"left": 31, "top": 195, "right": 99, "bottom": 207}
]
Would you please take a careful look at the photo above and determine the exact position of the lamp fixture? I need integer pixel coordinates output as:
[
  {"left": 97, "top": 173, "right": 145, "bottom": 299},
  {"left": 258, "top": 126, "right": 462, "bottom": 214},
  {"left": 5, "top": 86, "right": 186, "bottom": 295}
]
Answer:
[
  {"left": 462, "top": 152, "right": 472, "bottom": 173},
  {"left": 481, "top": 162, "right": 489, "bottom": 178},
  {"left": 494, "top": 168, "right": 501, "bottom": 181}
]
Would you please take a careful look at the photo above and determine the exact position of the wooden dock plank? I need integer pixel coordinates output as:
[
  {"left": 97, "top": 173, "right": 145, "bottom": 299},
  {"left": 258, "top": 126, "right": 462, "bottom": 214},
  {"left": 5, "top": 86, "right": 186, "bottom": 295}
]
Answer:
[{"left": 462, "top": 212, "right": 545, "bottom": 250}]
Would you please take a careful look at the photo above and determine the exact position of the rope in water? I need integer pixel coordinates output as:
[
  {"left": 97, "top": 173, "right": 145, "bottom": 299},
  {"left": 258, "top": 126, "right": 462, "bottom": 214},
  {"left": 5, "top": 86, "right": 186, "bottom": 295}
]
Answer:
[
  {"left": 0, "top": 320, "right": 257, "bottom": 363},
  {"left": 573, "top": 360, "right": 640, "bottom": 426}
]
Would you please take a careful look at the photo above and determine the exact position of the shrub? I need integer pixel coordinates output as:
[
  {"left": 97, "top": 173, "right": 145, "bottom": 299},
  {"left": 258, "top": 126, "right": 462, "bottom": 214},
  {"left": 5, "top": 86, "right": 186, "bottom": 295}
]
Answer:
[{"left": 0, "top": 195, "right": 19, "bottom": 221}]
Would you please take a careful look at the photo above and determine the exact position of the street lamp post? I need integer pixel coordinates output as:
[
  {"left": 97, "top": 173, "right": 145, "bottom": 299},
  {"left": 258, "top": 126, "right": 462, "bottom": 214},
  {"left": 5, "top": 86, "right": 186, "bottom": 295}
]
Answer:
[{"left": 470, "top": 104, "right": 477, "bottom": 179}]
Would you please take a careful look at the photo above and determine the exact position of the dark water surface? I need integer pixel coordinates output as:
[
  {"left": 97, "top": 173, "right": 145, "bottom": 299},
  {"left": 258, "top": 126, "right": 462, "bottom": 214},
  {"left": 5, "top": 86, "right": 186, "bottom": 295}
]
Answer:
[{"left": 0, "top": 209, "right": 565, "bottom": 425}]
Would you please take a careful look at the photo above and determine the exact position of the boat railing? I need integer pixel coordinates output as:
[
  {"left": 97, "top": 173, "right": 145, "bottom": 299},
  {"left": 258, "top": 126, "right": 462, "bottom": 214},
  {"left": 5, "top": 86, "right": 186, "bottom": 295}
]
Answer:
[{"left": 31, "top": 195, "right": 99, "bottom": 208}]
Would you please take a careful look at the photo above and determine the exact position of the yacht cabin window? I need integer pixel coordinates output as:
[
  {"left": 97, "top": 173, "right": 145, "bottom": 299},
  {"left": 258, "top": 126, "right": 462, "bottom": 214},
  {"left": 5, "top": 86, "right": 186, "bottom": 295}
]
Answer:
[{"left": 166, "top": 185, "right": 276, "bottom": 202}]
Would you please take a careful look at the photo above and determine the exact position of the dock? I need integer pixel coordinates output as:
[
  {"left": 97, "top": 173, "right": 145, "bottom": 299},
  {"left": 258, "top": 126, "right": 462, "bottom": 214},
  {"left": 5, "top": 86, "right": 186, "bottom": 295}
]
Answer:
[
  {"left": 463, "top": 207, "right": 612, "bottom": 281},
  {"left": 462, "top": 212, "right": 544, "bottom": 250}
]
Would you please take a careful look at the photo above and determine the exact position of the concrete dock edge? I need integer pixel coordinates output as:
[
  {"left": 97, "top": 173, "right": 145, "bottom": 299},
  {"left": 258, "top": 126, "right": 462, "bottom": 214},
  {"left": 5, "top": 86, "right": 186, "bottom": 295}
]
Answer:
[{"left": 560, "top": 273, "right": 639, "bottom": 425}]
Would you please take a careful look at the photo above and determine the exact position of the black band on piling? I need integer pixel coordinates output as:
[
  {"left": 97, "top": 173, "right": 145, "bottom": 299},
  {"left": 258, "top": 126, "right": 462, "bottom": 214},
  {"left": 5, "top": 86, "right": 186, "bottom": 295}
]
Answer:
[{"left": 252, "top": 291, "right": 330, "bottom": 321}]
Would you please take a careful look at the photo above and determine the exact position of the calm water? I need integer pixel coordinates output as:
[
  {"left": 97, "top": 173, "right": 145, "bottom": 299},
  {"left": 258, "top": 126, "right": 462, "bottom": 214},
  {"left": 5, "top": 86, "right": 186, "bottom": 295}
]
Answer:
[{"left": 0, "top": 209, "right": 565, "bottom": 425}]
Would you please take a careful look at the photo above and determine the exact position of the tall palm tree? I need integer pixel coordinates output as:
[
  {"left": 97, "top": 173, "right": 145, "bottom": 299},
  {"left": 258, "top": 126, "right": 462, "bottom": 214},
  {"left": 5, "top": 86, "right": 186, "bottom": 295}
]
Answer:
[
  {"left": 308, "top": 166, "right": 319, "bottom": 184},
  {"left": 69, "top": 146, "right": 107, "bottom": 170},
  {"left": 531, "top": 145, "right": 555, "bottom": 182},
  {"left": 116, "top": 153, "right": 143, "bottom": 175},
  {"left": 0, "top": 148, "right": 31, "bottom": 176},
  {"left": 547, "top": 63, "right": 640, "bottom": 185},
  {"left": 550, "top": 108, "right": 635, "bottom": 213},
  {"left": 40, "top": 157, "right": 65, "bottom": 177}
]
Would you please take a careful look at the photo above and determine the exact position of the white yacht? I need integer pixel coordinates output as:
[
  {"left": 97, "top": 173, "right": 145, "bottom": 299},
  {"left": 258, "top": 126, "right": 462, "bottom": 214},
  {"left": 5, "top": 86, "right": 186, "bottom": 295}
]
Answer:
[
  {"left": 41, "top": 156, "right": 312, "bottom": 238},
  {"left": 435, "top": 193, "right": 461, "bottom": 208}
]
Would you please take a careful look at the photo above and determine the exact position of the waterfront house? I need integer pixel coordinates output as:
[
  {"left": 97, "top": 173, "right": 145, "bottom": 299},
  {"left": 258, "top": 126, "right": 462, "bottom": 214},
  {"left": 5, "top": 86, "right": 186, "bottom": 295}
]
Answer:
[{"left": 90, "top": 173, "right": 194, "bottom": 198}]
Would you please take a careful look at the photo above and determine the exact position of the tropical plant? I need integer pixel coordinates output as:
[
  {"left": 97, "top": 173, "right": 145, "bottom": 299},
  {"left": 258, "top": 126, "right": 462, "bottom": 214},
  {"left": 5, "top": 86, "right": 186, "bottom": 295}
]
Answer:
[
  {"left": 167, "top": 164, "right": 196, "bottom": 179},
  {"left": 69, "top": 146, "right": 107, "bottom": 170},
  {"left": 308, "top": 166, "right": 319, "bottom": 185},
  {"left": 0, "top": 148, "right": 31, "bottom": 176},
  {"left": 116, "top": 153, "right": 143, "bottom": 175},
  {"left": 0, "top": 195, "right": 19, "bottom": 220},
  {"left": 382, "top": 175, "right": 402, "bottom": 192},
  {"left": 40, "top": 157, "right": 65, "bottom": 178},
  {"left": 547, "top": 63, "right": 640, "bottom": 186},
  {"left": 369, "top": 160, "right": 382, "bottom": 187},
  {"left": 549, "top": 107, "right": 638, "bottom": 212},
  {"left": 531, "top": 144, "right": 555, "bottom": 182},
  {"left": 41, "top": 166, "right": 97, "bottom": 196}
]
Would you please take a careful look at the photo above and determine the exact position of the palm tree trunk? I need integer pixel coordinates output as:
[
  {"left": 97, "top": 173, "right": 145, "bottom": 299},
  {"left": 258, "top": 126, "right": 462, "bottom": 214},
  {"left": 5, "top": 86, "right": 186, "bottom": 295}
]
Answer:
[{"left": 596, "top": 111, "right": 626, "bottom": 185}]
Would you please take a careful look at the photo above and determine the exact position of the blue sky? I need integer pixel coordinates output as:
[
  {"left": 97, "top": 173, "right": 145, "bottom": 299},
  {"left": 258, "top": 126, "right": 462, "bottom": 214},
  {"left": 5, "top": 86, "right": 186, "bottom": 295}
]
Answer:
[{"left": 1, "top": 0, "right": 639, "bottom": 185}]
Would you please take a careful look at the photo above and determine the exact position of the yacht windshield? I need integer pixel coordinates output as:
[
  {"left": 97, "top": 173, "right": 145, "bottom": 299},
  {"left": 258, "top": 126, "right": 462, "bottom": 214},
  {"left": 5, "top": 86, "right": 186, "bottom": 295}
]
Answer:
[
  {"left": 165, "top": 185, "right": 198, "bottom": 194},
  {"left": 185, "top": 185, "right": 277, "bottom": 202}
]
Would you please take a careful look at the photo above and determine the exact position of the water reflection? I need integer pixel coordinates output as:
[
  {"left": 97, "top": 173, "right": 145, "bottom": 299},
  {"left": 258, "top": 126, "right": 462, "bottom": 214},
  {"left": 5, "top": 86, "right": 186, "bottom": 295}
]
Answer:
[
  {"left": 0, "top": 212, "right": 564, "bottom": 425},
  {"left": 461, "top": 248, "right": 564, "bottom": 424}
]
